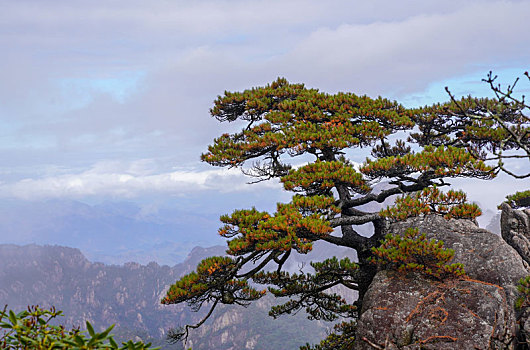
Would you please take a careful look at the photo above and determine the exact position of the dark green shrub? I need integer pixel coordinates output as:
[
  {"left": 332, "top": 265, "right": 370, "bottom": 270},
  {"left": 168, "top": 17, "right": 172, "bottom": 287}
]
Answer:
[
  {"left": 380, "top": 186, "right": 482, "bottom": 221},
  {"left": 371, "top": 228, "right": 466, "bottom": 280},
  {"left": 516, "top": 276, "right": 530, "bottom": 310},
  {"left": 505, "top": 190, "right": 530, "bottom": 209}
]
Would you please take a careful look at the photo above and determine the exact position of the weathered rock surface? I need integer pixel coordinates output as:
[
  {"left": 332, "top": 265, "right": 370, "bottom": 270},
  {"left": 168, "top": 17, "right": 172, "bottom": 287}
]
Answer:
[
  {"left": 356, "top": 271, "right": 514, "bottom": 349},
  {"left": 356, "top": 215, "right": 529, "bottom": 349},
  {"left": 389, "top": 215, "right": 528, "bottom": 303},
  {"left": 501, "top": 203, "right": 530, "bottom": 268},
  {"left": 501, "top": 204, "right": 530, "bottom": 347}
]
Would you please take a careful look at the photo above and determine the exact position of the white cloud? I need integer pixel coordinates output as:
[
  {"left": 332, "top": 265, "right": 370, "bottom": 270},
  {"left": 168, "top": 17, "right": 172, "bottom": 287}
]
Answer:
[
  {"left": 0, "top": 160, "right": 281, "bottom": 200},
  {"left": 280, "top": 1, "right": 530, "bottom": 95},
  {"left": 0, "top": 0, "right": 528, "bottom": 202}
]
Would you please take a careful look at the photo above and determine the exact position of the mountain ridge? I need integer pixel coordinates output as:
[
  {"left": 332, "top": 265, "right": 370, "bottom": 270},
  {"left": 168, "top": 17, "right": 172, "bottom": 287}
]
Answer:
[{"left": 0, "top": 243, "right": 327, "bottom": 349}]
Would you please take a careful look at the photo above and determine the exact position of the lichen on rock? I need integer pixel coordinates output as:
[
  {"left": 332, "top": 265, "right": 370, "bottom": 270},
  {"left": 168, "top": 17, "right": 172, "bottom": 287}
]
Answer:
[
  {"left": 356, "top": 270, "right": 514, "bottom": 349},
  {"left": 355, "top": 214, "right": 529, "bottom": 349}
]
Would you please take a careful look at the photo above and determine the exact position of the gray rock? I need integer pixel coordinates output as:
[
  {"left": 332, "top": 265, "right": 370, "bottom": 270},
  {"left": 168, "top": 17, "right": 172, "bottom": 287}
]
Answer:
[
  {"left": 501, "top": 203, "right": 530, "bottom": 267},
  {"left": 388, "top": 215, "right": 528, "bottom": 303},
  {"left": 356, "top": 270, "right": 514, "bottom": 349},
  {"left": 355, "top": 215, "right": 529, "bottom": 349},
  {"left": 500, "top": 204, "right": 530, "bottom": 347}
]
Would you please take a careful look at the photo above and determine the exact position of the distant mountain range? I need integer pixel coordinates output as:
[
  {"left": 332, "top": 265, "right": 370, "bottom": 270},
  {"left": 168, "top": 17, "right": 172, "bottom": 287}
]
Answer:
[
  {"left": 0, "top": 243, "right": 332, "bottom": 349},
  {"left": 0, "top": 194, "right": 503, "bottom": 348},
  {"left": 0, "top": 198, "right": 227, "bottom": 265},
  {"left": 0, "top": 190, "right": 500, "bottom": 266}
]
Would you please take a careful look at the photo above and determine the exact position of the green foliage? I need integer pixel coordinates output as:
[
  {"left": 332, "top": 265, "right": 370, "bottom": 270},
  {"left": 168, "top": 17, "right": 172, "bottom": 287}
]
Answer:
[
  {"left": 516, "top": 276, "right": 530, "bottom": 310},
  {"left": 411, "top": 71, "right": 530, "bottom": 179},
  {"left": 371, "top": 228, "right": 466, "bottom": 280},
  {"left": 380, "top": 186, "right": 482, "bottom": 221},
  {"left": 253, "top": 257, "right": 359, "bottom": 321},
  {"left": 203, "top": 78, "right": 413, "bottom": 168},
  {"left": 218, "top": 196, "right": 338, "bottom": 256},
  {"left": 505, "top": 190, "right": 530, "bottom": 208},
  {"left": 0, "top": 305, "right": 157, "bottom": 350},
  {"left": 300, "top": 321, "right": 356, "bottom": 350},
  {"left": 410, "top": 95, "right": 529, "bottom": 155},
  {"left": 162, "top": 256, "right": 264, "bottom": 306},
  {"left": 282, "top": 160, "right": 370, "bottom": 196},
  {"left": 361, "top": 145, "right": 494, "bottom": 180}
]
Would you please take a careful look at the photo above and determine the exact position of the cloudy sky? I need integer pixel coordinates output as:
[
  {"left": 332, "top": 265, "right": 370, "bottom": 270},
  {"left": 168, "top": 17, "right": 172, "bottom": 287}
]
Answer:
[{"left": 0, "top": 0, "right": 529, "bottom": 259}]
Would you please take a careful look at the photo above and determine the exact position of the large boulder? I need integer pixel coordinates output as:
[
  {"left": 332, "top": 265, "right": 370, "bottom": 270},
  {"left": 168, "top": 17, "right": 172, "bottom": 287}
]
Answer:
[
  {"left": 356, "top": 271, "right": 514, "bottom": 349},
  {"left": 355, "top": 215, "right": 529, "bottom": 349},
  {"left": 501, "top": 203, "right": 530, "bottom": 268},
  {"left": 501, "top": 204, "right": 530, "bottom": 345},
  {"left": 388, "top": 215, "right": 528, "bottom": 303}
]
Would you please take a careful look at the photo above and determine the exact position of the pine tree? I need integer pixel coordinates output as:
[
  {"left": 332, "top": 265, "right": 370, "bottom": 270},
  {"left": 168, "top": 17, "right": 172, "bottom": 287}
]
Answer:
[{"left": 162, "top": 75, "right": 529, "bottom": 345}]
